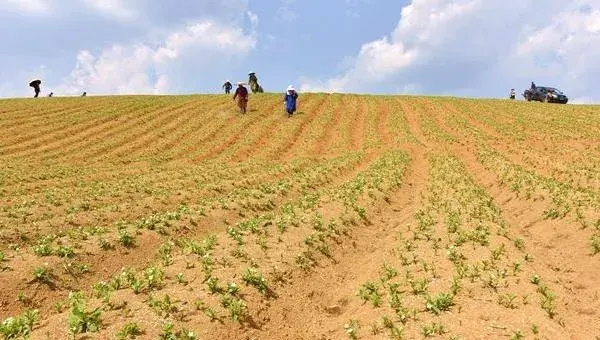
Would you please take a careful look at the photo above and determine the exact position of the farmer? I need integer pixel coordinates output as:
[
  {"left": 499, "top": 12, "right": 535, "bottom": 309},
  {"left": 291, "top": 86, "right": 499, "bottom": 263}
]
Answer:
[
  {"left": 283, "top": 85, "right": 299, "bottom": 117},
  {"left": 248, "top": 72, "right": 263, "bottom": 93},
  {"left": 48, "top": 92, "right": 53, "bottom": 98},
  {"left": 509, "top": 89, "right": 516, "bottom": 100},
  {"left": 29, "top": 80, "right": 41, "bottom": 98},
  {"left": 531, "top": 81, "right": 536, "bottom": 90},
  {"left": 233, "top": 82, "right": 249, "bottom": 114},
  {"left": 223, "top": 80, "right": 233, "bottom": 94}
]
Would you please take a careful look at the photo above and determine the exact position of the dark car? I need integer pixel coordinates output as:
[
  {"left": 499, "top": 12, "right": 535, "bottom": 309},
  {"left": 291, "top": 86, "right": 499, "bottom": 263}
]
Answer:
[{"left": 523, "top": 86, "right": 568, "bottom": 104}]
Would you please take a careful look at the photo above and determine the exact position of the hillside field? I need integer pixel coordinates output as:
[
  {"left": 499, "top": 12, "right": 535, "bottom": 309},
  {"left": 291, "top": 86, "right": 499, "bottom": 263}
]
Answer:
[{"left": 0, "top": 93, "right": 599, "bottom": 339}]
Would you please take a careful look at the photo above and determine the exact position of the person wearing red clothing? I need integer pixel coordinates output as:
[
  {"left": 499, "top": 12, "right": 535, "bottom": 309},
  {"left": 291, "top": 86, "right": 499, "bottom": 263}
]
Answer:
[{"left": 233, "top": 82, "right": 249, "bottom": 114}]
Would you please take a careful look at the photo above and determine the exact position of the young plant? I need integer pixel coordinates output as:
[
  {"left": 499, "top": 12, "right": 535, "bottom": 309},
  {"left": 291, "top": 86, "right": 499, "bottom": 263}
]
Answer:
[
  {"left": 118, "top": 229, "right": 135, "bottom": 248},
  {"left": 344, "top": 319, "right": 359, "bottom": 340},
  {"left": 67, "top": 292, "right": 102, "bottom": 334},
  {"left": 242, "top": 268, "right": 269, "bottom": 296},
  {"left": 55, "top": 245, "right": 75, "bottom": 258},
  {"left": 144, "top": 266, "right": 164, "bottom": 290},
  {"left": 498, "top": 293, "right": 518, "bottom": 309},
  {"left": 0, "top": 309, "right": 38, "bottom": 339},
  {"left": 159, "top": 322, "right": 197, "bottom": 340},
  {"left": 422, "top": 322, "right": 447, "bottom": 337},
  {"left": 158, "top": 242, "right": 174, "bottom": 266},
  {"left": 32, "top": 266, "right": 52, "bottom": 285},
  {"left": 220, "top": 295, "right": 247, "bottom": 322},
  {"left": 117, "top": 322, "right": 143, "bottom": 339},
  {"left": 425, "top": 292, "right": 454, "bottom": 315},
  {"left": 358, "top": 281, "right": 382, "bottom": 307}
]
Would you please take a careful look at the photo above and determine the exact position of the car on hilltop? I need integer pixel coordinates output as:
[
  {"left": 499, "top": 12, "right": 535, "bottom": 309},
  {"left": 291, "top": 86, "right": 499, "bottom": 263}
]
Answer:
[{"left": 523, "top": 86, "right": 568, "bottom": 104}]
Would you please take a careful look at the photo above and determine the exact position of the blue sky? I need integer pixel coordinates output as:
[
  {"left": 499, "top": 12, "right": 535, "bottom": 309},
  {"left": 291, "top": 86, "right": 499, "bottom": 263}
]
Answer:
[{"left": 1, "top": 0, "right": 599, "bottom": 103}]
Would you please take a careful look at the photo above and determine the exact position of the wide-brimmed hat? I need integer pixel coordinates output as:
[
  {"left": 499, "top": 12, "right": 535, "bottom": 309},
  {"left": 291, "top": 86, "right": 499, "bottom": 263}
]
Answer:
[
  {"left": 237, "top": 82, "right": 245, "bottom": 86},
  {"left": 287, "top": 85, "right": 295, "bottom": 92}
]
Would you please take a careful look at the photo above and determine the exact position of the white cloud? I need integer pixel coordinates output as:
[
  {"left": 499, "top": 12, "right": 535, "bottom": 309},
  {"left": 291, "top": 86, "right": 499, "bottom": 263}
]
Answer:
[
  {"left": 1, "top": 0, "right": 51, "bottom": 15},
  {"left": 84, "top": 0, "right": 135, "bottom": 20},
  {"left": 302, "top": 0, "right": 600, "bottom": 102},
  {"left": 57, "top": 19, "right": 257, "bottom": 95}
]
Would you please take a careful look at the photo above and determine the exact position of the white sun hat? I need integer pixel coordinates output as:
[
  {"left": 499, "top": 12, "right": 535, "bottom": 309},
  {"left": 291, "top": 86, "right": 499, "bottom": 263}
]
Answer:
[{"left": 287, "top": 85, "right": 295, "bottom": 92}]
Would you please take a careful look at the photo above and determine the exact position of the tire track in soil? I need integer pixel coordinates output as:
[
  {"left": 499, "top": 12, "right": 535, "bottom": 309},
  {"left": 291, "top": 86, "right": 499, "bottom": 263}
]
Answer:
[
  {"left": 193, "top": 100, "right": 281, "bottom": 162},
  {"left": 220, "top": 109, "right": 430, "bottom": 339},
  {"left": 233, "top": 96, "right": 319, "bottom": 162},
  {"left": 313, "top": 95, "right": 344, "bottom": 156},
  {"left": 80, "top": 101, "right": 195, "bottom": 162},
  {"left": 275, "top": 94, "right": 329, "bottom": 160}
]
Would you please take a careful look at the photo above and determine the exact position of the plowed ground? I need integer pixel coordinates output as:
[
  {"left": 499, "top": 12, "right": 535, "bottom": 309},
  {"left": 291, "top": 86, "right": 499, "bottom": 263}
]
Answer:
[{"left": 0, "top": 94, "right": 599, "bottom": 339}]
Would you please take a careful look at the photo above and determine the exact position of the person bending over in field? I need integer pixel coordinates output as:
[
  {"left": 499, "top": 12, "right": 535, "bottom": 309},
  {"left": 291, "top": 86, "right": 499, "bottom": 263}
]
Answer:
[
  {"left": 233, "top": 82, "right": 249, "bottom": 114},
  {"left": 283, "top": 85, "right": 298, "bottom": 118},
  {"left": 223, "top": 80, "right": 232, "bottom": 94}
]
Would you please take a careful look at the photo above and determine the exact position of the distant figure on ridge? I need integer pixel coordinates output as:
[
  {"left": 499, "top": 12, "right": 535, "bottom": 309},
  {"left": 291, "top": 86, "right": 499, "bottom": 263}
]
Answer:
[
  {"left": 509, "top": 89, "right": 516, "bottom": 100},
  {"left": 531, "top": 82, "right": 536, "bottom": 90},
  {"left": 233, "top": 82, "right": 249, "bottom": 114},
  {"left": 222, "top": 80, "right": 232, "bottom": 94},
  {"left": 283, "top": 85, "right": 298, "bottom": 118},
  {"left": 48, "top": 92, "right": 54, "bottom": 98},
  {"left": 29, "top": 79, "right": 42, "bottom": 98},
  {"left": 82, "top": 91, "right": 87, "bottom": 97},
  {"left": 248, "top": 72, "right": 264, "bottom": 94}
]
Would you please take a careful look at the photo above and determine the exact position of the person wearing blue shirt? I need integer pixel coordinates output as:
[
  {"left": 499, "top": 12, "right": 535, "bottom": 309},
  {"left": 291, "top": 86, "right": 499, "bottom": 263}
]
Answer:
[
  {"left": 283, "top": 85, "right": 298, "bottom": 118},
  {"left": 223, "top": 80, "right": 232, "bottom": 94}
]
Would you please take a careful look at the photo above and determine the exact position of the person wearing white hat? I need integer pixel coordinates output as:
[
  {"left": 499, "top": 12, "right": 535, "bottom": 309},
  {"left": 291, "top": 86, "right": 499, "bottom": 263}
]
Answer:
[
  {"left": 283, "top": 85, "right": 298, "bottom": 118},
  {"left": 233, "top": 82, "right": 249, "bottom": 114}
]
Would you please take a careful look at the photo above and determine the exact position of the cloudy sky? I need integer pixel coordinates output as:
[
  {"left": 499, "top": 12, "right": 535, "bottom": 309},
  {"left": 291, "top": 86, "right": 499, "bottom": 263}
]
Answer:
[{"left": 1, "top": 0, "right": 599, "bottom": 102}]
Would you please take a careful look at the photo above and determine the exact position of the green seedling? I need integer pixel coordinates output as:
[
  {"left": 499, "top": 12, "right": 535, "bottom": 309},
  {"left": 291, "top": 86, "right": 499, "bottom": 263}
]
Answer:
[
  {"left": 117, "top": 322, "right": 143, "bottom": 339},
  {"left": 358, "top": 281, "right": 382, "bottom": 307},
  {"left": 32, "top": 267, "right": 52, "bottom": 284},
  {"left": 67, "top": 292, "right": 102, "bottom": 334},
  {"left": 344, "top": 319, "right": 359, "bottom": 340},
  {"left": 0, "top": 309, "right": 38, "bottom": 339},
  {"left": 242, "top": 268, "right": 269, "bottom": 296},
  {"left": 422, "top": 322, "right": 447, "bottom": 337},
  {"left": 118, "top": 229, "right": 135, "bottom": 248},
  {"left": 425, "top": 292, "right": 454, "bottom": 315}
]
